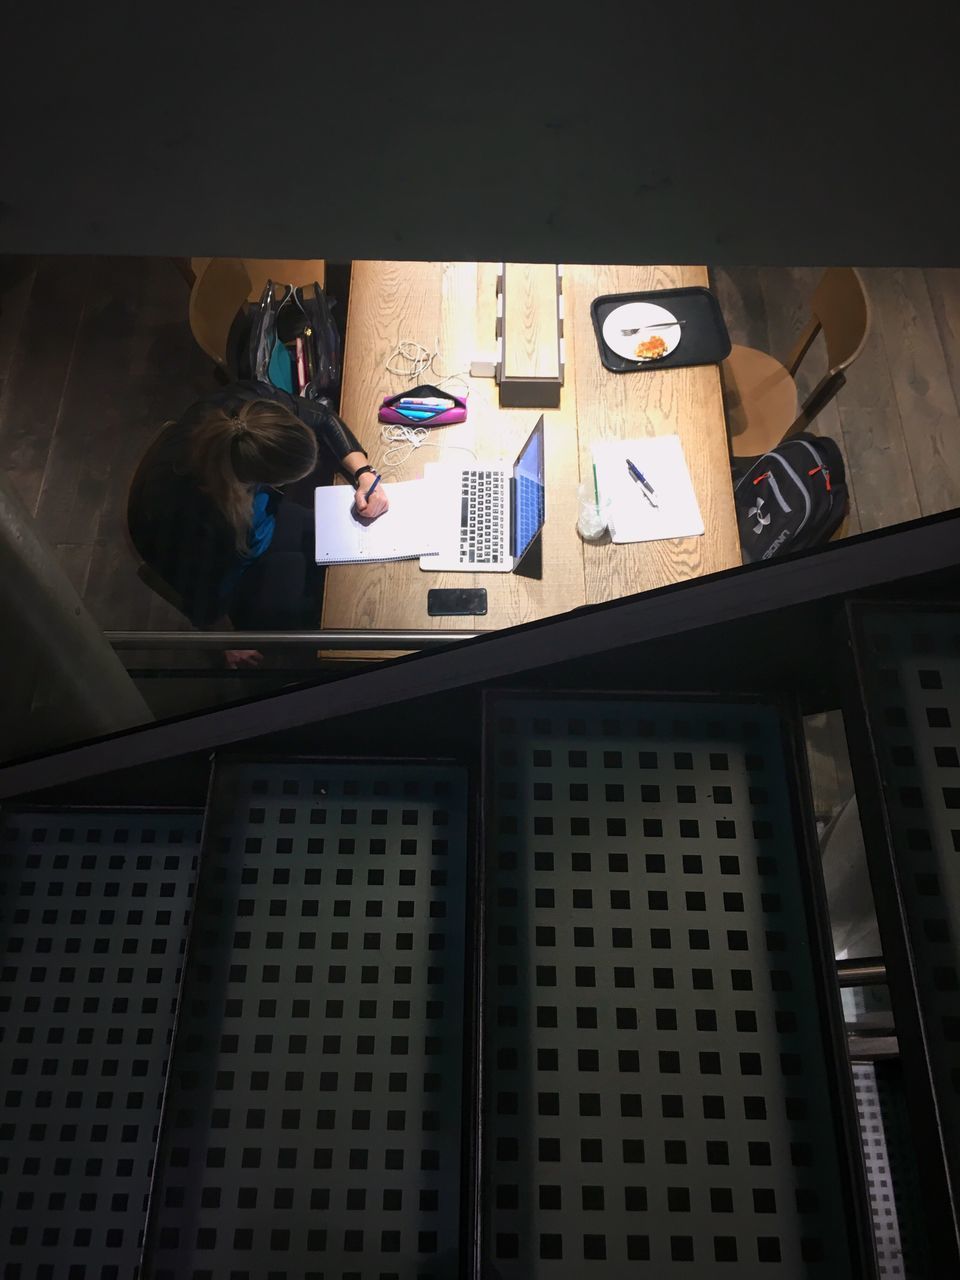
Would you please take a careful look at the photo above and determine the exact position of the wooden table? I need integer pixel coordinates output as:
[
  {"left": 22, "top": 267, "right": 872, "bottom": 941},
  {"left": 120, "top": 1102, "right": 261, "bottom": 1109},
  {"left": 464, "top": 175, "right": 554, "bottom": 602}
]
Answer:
[{"left": 321, "top": 262, "right": 740, "bottom": 637}]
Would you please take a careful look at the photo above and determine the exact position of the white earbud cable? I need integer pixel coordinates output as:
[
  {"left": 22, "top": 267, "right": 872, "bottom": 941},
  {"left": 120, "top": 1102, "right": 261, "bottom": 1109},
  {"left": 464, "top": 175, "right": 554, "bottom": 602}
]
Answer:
[{"left": 378, "top": 336, "right": 474, "bottom": 472}]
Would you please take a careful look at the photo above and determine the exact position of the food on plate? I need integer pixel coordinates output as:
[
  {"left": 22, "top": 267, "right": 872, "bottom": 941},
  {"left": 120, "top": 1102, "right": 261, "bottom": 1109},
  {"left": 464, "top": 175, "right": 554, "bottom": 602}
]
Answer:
[{"left": 635, "top": 334, "right": 668, "bottom": 361}]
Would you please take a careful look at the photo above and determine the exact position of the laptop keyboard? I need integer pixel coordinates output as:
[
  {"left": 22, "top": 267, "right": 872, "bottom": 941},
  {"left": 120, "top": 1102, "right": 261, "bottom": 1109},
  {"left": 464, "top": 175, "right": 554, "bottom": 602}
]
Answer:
[{"left": 460, "top": 470, "right": 504, "bottom": 565}]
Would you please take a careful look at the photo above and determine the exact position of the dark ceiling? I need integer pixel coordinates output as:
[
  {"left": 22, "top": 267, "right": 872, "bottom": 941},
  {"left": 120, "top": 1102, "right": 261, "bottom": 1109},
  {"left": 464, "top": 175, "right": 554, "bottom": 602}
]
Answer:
[{"left": 1, "top": 5, "right": 957, "bottom": 265}]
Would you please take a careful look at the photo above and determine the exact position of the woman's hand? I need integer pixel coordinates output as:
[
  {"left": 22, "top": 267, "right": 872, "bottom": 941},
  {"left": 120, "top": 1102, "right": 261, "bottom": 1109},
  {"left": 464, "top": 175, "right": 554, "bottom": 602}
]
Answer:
[
  {"left": 225, "top": 649, "right": 263, "bottom": 669},
  {"left": 354, "top": 472, "right": 388, "bottom": 519}
]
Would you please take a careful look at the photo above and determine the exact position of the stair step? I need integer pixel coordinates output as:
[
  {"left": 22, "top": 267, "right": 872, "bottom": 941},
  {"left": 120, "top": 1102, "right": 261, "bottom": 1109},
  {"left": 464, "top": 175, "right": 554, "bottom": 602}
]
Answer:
[
  {"left": 846, "top": 601, "right": 960, "bottom": 1269},
  {"left": 0, "top": 807, "right": 202, "bottom": 1278},
  {"left": 144, "top": 759, "right": 469, "bottom": 1277},
  {"left": 481, "top": 692, "right": 870, "bottom": 1274},
  {"left": 1, "top": 687, "right": 884, "bottom": 1276}
]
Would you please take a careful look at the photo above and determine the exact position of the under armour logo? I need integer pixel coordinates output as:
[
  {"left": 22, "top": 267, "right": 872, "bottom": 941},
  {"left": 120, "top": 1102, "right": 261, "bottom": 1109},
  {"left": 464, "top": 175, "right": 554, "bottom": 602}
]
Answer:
[{"left": 748, "top": 497, "right": 771, "bottom": 534}]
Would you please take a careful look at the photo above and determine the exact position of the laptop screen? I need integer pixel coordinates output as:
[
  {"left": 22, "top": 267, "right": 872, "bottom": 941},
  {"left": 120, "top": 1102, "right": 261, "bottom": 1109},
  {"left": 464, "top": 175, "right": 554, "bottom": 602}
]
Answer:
[{"left": 512, "top": 415, "right": 546, "bottom": 563}]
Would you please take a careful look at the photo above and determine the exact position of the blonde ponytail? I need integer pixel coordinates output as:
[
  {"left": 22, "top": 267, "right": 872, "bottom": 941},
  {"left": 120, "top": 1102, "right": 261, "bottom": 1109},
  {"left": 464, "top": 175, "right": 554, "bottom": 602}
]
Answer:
[{"left": 189, "top": 400, "right": 318, "bottom": 552}]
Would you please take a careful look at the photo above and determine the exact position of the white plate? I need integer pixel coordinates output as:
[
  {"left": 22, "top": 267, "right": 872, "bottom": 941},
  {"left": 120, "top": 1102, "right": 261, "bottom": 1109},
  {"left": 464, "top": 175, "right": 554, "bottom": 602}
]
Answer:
[{"left": 602, "top": 300, "right": 682, "bottom": 362}]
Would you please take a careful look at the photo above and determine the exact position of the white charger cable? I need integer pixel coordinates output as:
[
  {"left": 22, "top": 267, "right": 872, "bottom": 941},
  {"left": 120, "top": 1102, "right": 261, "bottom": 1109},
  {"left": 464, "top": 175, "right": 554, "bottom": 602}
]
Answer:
[{"left": 378, "top": 337, "right": 473, "bottom": 472}]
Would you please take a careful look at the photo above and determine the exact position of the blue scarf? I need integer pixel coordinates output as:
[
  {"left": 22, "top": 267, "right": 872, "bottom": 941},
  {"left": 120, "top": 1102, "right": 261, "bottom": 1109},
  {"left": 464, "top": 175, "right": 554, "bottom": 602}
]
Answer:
[{"left": 218, "top": 488, "right": 276, "bottom": 601}]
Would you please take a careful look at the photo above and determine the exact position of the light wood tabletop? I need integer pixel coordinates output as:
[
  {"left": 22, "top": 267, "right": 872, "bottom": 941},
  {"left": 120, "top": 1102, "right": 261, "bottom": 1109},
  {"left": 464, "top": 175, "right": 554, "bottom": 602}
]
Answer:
[
  {"left": 320, "top": 261, "right": 740, "bottom": 635},
  {"left": 502, "top": 262, "right": 562, "bottom": 381}
]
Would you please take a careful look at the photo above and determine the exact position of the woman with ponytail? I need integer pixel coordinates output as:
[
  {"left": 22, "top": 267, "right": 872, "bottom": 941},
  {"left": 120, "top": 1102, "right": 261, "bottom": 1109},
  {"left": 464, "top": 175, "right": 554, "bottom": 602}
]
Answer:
[{"left": 128, "top": 382, "right": 387, "bottom": 654}]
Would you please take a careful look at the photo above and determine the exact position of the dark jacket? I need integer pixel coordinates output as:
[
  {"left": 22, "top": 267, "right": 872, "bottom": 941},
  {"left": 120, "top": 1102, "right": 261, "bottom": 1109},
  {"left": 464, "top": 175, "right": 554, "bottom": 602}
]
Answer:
[{"left": 128, "top": 382, "right": 364, "bottom": 626}]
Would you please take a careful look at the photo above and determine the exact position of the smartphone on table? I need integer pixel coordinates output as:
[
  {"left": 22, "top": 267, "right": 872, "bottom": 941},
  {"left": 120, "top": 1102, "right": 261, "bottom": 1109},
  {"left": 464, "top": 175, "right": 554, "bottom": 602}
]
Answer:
[{"left": 427, "top": 588, "right": 488, "bottom": 617}]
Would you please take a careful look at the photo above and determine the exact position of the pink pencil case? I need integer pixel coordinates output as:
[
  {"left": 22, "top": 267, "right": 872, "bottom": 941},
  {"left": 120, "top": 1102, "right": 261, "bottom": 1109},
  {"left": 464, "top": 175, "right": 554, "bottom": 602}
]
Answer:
[{"left": 378, "top": 383, "right": 467, "bottom": 427}]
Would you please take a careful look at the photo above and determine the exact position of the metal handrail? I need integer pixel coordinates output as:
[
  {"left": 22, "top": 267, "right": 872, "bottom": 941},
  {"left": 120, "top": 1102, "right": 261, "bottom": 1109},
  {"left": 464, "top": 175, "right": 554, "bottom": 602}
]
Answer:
[{"left": 105, "top": 629, "right": 481, "bottom": 651}]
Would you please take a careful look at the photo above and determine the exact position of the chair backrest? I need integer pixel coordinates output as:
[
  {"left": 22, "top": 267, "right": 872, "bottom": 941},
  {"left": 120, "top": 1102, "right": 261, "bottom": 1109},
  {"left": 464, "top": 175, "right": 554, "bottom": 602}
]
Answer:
[
  {"left": 787, "top": 266, "right": 870, "bottom": 378},
  {"left": 811, "top": 266, "right": 870, "bottom": 371},
  {"left": 188, "top": 258, "right": 254, "bottom": 368},
  {"left": 240, "top": 258, "right": 326, "bottom": 298}
]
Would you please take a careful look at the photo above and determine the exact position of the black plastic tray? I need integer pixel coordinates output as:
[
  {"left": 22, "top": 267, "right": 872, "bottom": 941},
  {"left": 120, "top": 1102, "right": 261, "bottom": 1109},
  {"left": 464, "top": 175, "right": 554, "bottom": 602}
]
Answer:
[{"left": 591, "top": 285, "right": 731, "bottom": 372}]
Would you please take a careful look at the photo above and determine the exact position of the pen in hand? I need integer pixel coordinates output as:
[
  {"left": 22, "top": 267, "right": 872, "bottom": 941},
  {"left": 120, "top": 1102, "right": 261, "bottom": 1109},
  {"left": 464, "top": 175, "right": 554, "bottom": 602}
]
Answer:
[
  {"left": 357, "top": 473, "right": 382, "bottom": 513},
  {"left": 626, "top": 458, "right": 658, "bottom": 507}
]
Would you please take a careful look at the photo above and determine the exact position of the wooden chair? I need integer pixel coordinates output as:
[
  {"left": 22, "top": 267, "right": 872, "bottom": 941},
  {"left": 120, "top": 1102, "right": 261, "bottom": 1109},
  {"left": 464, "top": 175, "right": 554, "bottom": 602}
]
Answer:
[
  {"left": 723, "top": 267, "right": 870, "bottom": 458},
  {"left": 187, "top": 257, "right": 327, "bottom": 369},
  {"left": 188, "top": 258, "right": 255, "bottom": 369}
]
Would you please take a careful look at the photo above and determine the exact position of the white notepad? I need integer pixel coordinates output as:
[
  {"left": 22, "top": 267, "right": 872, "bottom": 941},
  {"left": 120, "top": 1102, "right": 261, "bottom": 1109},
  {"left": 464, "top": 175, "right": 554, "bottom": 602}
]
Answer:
[
  {"left": 592, "top": 435, "right": 704, "bottom": 543},
  {"left": 314, "top": 479, "right": 440, "bottom": 564}
]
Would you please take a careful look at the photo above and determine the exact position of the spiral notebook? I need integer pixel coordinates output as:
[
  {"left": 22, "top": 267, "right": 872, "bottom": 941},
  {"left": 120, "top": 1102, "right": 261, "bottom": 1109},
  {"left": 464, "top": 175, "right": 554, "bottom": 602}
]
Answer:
[{"left": 313, "top": 479, "right": 440, "bottom": 564}]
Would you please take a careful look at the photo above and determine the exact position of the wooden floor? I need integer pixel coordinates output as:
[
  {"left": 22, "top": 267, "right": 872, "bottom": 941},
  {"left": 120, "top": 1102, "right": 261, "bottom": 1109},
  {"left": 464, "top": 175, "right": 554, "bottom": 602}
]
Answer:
[
  {"left": 1, "top": 258, "right": 959, "bottom": 633},
  {"left": 712, "top": 265, "right": 960, "bottom": 535},
  {"left": 0, "top": 256, "right": 217, "bottom": 631}
]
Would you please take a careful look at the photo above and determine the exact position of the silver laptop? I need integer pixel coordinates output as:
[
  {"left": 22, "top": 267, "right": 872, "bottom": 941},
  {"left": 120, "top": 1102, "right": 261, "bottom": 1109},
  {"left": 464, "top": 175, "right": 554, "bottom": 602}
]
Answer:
[{"left": 419, "top": 416, "right": 545, "bottom": 573}]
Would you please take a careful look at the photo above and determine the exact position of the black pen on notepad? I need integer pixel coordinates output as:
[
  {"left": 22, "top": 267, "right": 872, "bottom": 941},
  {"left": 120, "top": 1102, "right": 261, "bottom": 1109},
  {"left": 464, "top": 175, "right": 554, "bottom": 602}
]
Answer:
[{"left": 626, "top": 458, "right": 658, "bottom": 507}]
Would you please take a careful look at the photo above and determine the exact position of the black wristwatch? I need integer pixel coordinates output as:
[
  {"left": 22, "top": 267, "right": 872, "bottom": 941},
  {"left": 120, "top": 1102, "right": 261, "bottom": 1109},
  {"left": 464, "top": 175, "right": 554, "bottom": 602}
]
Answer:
[{"left": 352, "top": 464, "right": 377, "bottom": 488}]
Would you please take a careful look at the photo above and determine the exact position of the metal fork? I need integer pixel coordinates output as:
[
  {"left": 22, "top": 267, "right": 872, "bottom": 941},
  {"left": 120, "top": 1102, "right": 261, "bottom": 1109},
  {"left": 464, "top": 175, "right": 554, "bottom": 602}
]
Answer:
[{"left": 620, "top": 320, "right": 687, "bottom": 335}]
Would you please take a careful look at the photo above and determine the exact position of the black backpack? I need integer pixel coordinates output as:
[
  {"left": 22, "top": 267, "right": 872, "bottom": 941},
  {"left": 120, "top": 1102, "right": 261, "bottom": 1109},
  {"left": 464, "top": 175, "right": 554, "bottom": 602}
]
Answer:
[{"left": 734, "top": 433, "right": 849, "bottom": 562}]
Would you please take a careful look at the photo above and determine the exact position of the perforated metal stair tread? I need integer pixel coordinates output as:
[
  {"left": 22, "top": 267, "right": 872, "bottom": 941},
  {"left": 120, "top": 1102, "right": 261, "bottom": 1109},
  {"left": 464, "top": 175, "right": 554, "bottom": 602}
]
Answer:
[
  {"left": 482, "top": 693, "right": 868, "bottom": 1278},
  {"left": 0, "top": 808, "right": 201, "bottom": 1280},
  {"left": 849, "top": 603, "right": 960, "bottom": 1259},
  {"left": 854, "top": 1060, "right": 928, "bottom": 1279},
  {"left": 143, "top": 760, "right": 468, "bottom": 1280}
]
